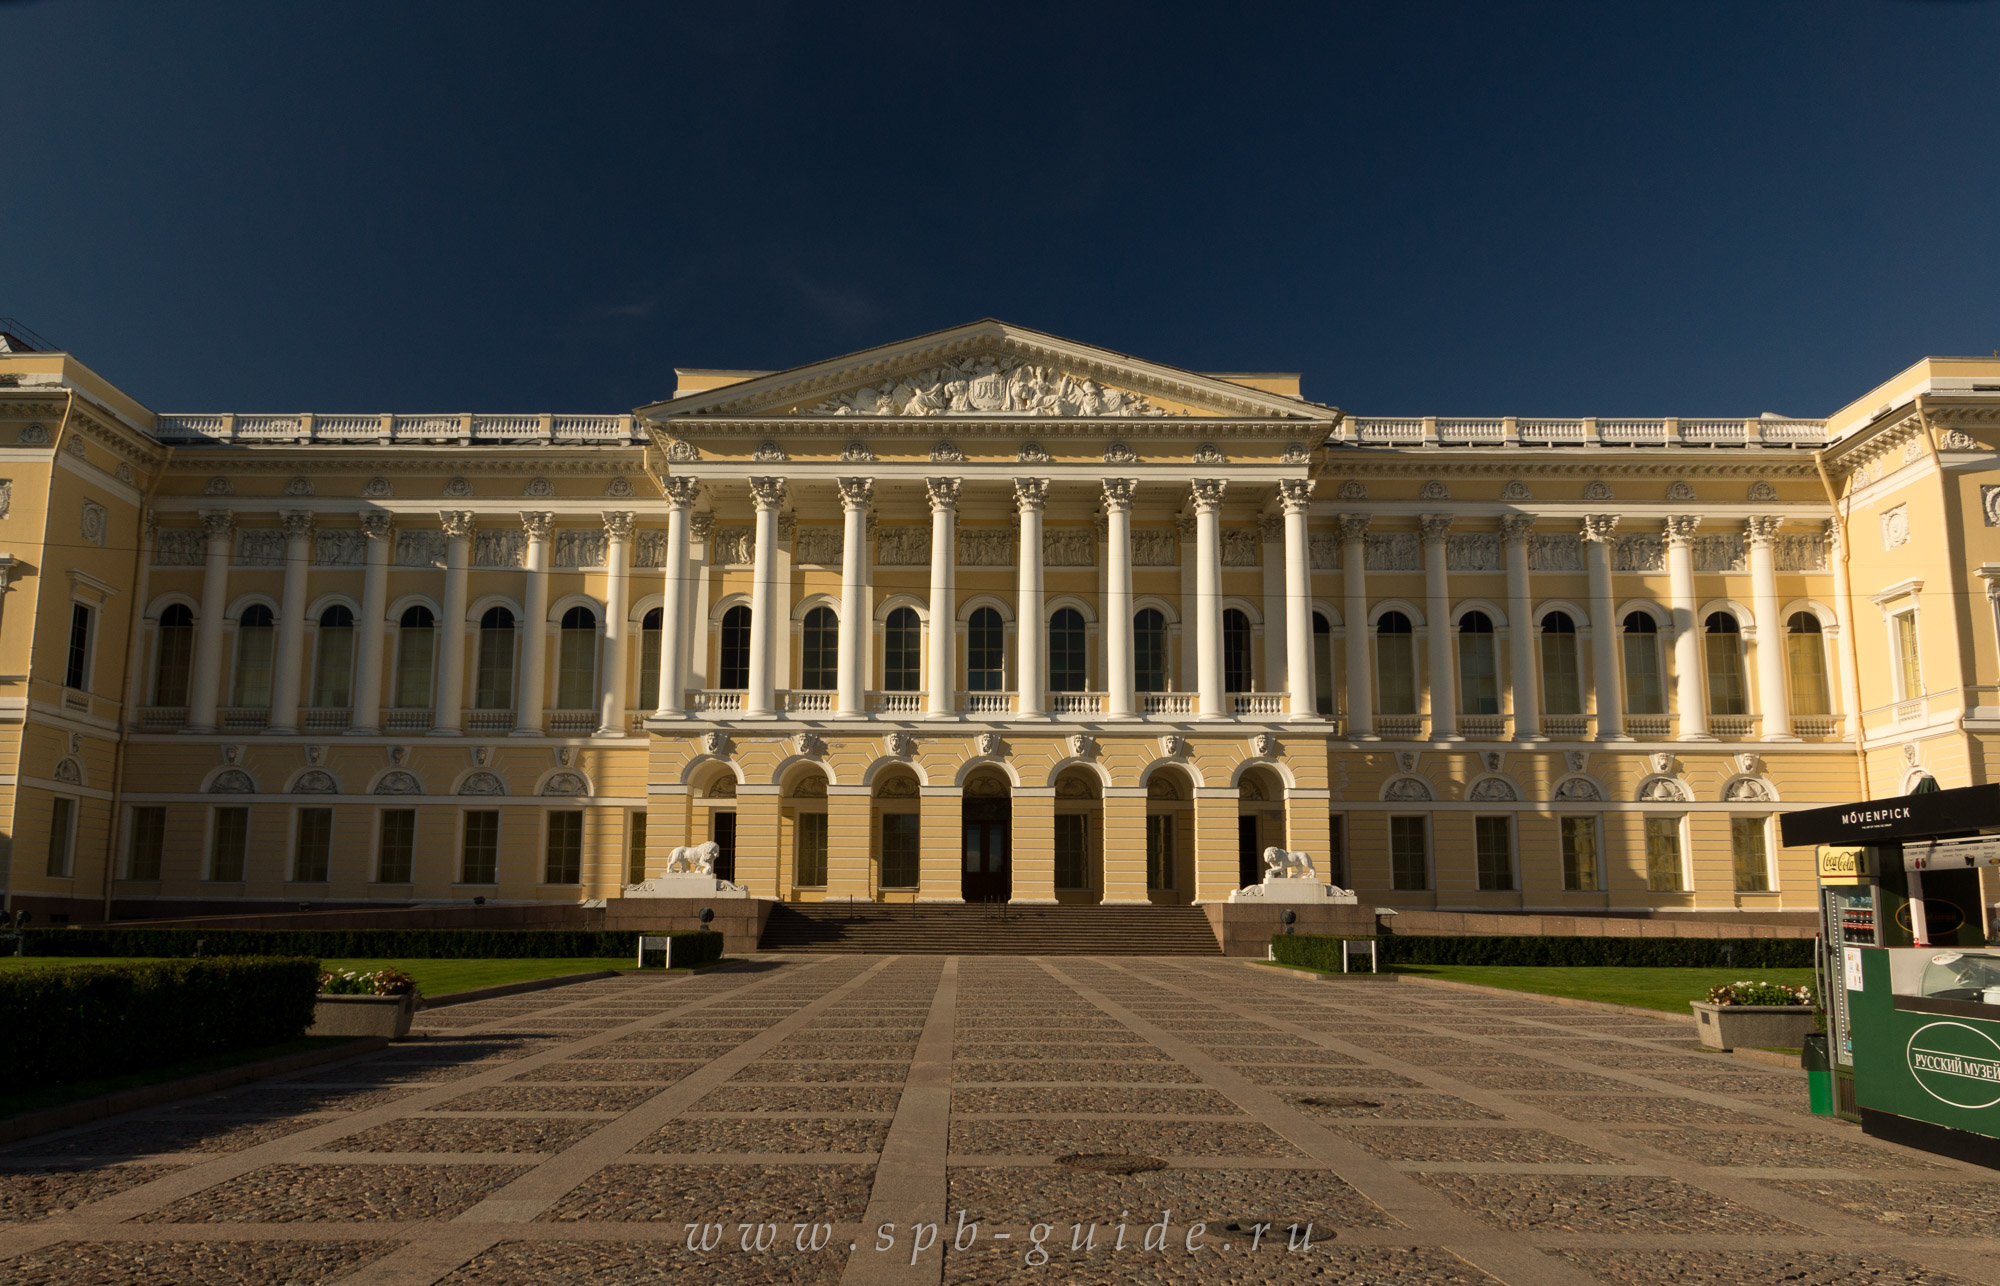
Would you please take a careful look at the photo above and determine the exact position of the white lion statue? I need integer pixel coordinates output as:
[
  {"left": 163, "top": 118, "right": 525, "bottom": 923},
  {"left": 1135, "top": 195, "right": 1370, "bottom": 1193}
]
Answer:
[
  {"left": 1262, "top": 846, "right": 1316, "bottom": 881},
  {"left": 666, "top": 841, "right": 720, "bottom": 876}
]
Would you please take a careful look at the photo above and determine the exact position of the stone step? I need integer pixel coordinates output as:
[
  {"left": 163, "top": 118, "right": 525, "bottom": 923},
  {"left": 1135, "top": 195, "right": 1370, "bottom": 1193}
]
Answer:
[{"left": 757, "top": 903, "right": 1222, "bottom": 955}]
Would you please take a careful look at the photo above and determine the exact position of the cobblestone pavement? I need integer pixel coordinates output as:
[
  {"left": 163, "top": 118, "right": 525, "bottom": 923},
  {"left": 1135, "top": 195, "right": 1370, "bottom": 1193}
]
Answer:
[{"left": 3, "top": 956, "right": 1996, "bottom": 1286}]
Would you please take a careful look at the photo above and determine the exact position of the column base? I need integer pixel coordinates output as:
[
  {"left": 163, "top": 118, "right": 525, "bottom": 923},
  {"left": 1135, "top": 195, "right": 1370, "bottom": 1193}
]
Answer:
[
  {"left": 1760, "top": 733, "right": 1802, "bottom": 743},
  {"left": 343, "top": 727, "right": 380, "bottom": 737},
  {"left": 508, "top": 727, "right": 545, "bottom": 737},
  {"left": 425, "top": 728, "right": 462, "bottom": 737},
  {"left": 1009, "top": 897, "right": 1059, "bottom": 906},
  {"left": 1677, "top": 732, "right": 1718, "bottom": 742},
  {"left": 1105, "top": 711, "right": 1141, "bottom": 722},
  {"left": 1520, "top": 733, "right": 1550, "bottom": 742},
  {"left": 263, "top": 726, "right": 299, "bottom": 737},
  {"left": 592, "top": 728, "right": 627, "bottom": 739},
  {"left": 1597, "top": 734, "right": 1635, "bottom": 742},
  {"left": 923, "top": 711, "right": 961, "bottom": 721},
  {"left": 180, "top": 725, "right": 217, "bottom": 735},
  {"left": 916, "top": 896, "right": 965, "bottom": 905}
]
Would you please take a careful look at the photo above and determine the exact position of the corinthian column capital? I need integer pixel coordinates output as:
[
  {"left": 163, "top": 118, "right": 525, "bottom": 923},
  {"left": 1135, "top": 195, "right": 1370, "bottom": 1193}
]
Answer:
[
  {"left": 1189, "top": 479, "right": 1228, "bottom": 513},
  {"left": 1101, "top": 478, "right": 1137, "bottom": 509},
  {"left": 1276, "top": 478, "right": 1314, "bottom": 514},
  {"left": 1334, "top": 513, "right": 1370, "bottom": 542},
  {"left": 747, "top": 476, "right": 787, "bottom": 509},
  {"left": 660, "top": 476, "right": 701, "bottom": 508},
  {"left": 1580, "top": 514, "right": 1619, "bottom": 543},
  {"left": 837, "top": 477, "right": 875, "bottom": 509},
  {"left": 1745, "top": 516, "right": 1784, "bottom": 546},
  {"left": 1418, "top": 513, "right": 1453, "bottom": 543},
  {"left": 1663, "top": 515, "right": 1701, "bottom": 545},
  {"left": 926, "top": 477, "right": 962, "bottom": 511},
  {"left": 1014, "top": 477, "right": 1050, "bottom": 510}
]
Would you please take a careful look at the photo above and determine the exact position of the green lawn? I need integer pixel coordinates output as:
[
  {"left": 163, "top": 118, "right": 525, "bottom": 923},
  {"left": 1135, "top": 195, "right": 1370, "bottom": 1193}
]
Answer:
[
  {"left": 0, "top": 955, "right": 634, "bottom": 997},
  {"left": 0, "top": 1036, "right": 362, "bottom": 1120},
  {"left": 1389, "top": 964, "right": 1818, "bottom": 1013}
]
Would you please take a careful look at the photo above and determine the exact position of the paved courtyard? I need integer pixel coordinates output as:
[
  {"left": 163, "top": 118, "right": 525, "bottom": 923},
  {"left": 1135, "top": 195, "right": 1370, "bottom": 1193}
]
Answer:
[{"left": 2, "top": 955, "right": 1996, "bottom": 1285}]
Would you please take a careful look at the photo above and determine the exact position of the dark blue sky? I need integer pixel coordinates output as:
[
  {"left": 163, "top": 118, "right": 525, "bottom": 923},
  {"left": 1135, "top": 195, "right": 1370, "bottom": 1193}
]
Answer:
[{"left": 6, "top": 1, "right": 1997, "bottom": 418}]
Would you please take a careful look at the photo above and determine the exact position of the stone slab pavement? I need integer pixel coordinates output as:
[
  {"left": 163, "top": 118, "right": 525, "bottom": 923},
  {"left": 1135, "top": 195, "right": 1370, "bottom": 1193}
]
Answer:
[{"left": 2, "top": 955, "right": 1996, "bottom": 1285}]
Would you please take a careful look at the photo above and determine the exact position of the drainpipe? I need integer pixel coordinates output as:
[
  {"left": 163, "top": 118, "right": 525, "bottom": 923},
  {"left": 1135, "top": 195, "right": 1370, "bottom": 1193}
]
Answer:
[
  {"left": 1812, "top": 441, "right": 1868, "bottom": 802},
  {"left": 100, "top": 441, "right": 173, "bottom": 922}
]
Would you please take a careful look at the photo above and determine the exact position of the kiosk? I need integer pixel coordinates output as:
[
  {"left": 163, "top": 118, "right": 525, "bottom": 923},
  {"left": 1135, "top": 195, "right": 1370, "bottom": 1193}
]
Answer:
[{"left": 1781, "top": 783, "right": 2000, "bottom": 1166}]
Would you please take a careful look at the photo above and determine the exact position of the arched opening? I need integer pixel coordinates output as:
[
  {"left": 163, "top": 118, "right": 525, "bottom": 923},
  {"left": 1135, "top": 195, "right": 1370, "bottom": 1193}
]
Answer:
[
  {"left": 967, "top": 606, "right": 1005, "bottom": 692},
  {"left": 1457, "top": 610, "right": 1499, "bottom": 714},
  {"left": 1540, "top": 611, "right": 1582, "bottom": 714},
  {"left": 154, "top": 603, "right": 195, "bottom": 706},
  {"left": 884, "top": 607, "right": 921, "bottom": 691},
  {"left": 394, "top": 606, "right": 435, "bottom": 708},
  {"left": 1704, "top": 612, "right": 1747, "bottom": 715},
  {"left": 719, "top": 605, "right": 751, "bottom": 690},
  {"left": 1312, "top": 612, "right": 1334, "bottom": 715},
  {"left": 639, "top": 607, "right": 662, "bottom": 709},
  {"left": 557, "top": 606, "right": 598, "bottom": 709},
  {"left": 1223, "top": 608, "right": 1252, "bottom": 693},
  {"left": 784, "top": 766, "right": 829, "bottom": 899},
  {"left": 801, "top": 605, "right": 837, "bottom": 691},
  {"left": 232, "top": 604, "right": 276, "bottom": 708},
  {"left": 311, "top": 605, "right": 355, "bottom": 709},
  {"left": 1145, "top": 765, "right": 1194, "bottom": 905},
  {"left": 1049, "top": 607, "right": 1086, "bottom": 692},
  {"left": 874, "top": 768, "right": 922, "bottom": 898},
  {"left": 1786, "top": 611, "right": 1830, "bottom": 716},
  {"left": 1053, "top": 767, "right": 1102, "bottom": 904},
  {"left": 1376, "top": 611, "right": 1417, "bottom": 714},
  {"left": 1622, "top": 612, "right": 1665, "bottom": 714},
  {"left": 1237, "top": 765, "right": 1288, "bottom": 891},
  {"left": 1135, "top": 608, "right": 1167, "bottom": 693},
  {"left": 961, "top": 767, "right": 1012, "bottom": 903},
  {"left": 474, "top": 607, "right": 516, "bottom": 709}
]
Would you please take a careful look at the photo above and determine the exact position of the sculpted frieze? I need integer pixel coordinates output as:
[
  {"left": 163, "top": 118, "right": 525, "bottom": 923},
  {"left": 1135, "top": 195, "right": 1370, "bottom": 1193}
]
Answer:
[
  {"left": 712, "top": 526, "right": 755, "bottom": 565},
  {"left": 1613, "top": 535, "right": 1664, "bottom": 572},
  {"left": 1309, "top": 532, "right": 1340, "bottom": 570},
  {"left": 154, "top": 529, "right": 205, "bottom": 566},
  {"left": 1774, "top": 532, "right": 1828, "bottom": 572},
  {"left": 958, "top": 529, "right": 1013, "bottom": 566},
  {"left": 1446, "top": 533, "right": 1501, "bottom": 573},
  {"left": 1528, "top": 533, "right": 1583, "bottom": 572},
  {"left": 633, "top": 530, "right": 668, "bottom": 568},
  {"left": 314, "top": 529, "right": 366, "bottom": 567},
  {"left": 554, "top": 529, "right": 607, "bottom": 569},
  {"left": 1131, "top": 529, "right": 1178, "bottom": 567},
  {"left": 1043, "top": 528, "right": 1095, "bottom": 567},
  {"left": 1363, "top": 533, "right": 1419, "bottom": 572},
  {"left": 1694, "top": 533, "right": 1746, "bottom": 573},
  {"left": 396, "top": 530, "right": 445, "bottom": 569},
  {"left": 794, "top": 528, "right": 843, "bottom": 566},
  {"left": 235, "top": 528, "right": 284, "bottom": 567},
  {"left": 876, "top": 527, "right": 930, "bottom": 566},
  {"left": 475, "top": 529, "right": 526, "bottom": 569},
  {"left": 811, "top": 352, "right": 1169, "bottom": 417}
]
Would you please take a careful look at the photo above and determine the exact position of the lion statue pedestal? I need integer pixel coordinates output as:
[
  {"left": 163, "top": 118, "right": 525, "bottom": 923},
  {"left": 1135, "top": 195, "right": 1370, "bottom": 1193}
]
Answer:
[
  {"left": 1226, "top": 847, "right": 1358, "bottom": 904},
  {"left": 622, "top": 841, "right": 750, "bottom": 899}
]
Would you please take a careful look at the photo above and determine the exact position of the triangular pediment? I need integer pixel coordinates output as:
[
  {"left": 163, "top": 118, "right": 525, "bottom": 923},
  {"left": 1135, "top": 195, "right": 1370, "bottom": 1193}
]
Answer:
[{"left": 637, "top": 320, "right": 1335, "bottom": 422}]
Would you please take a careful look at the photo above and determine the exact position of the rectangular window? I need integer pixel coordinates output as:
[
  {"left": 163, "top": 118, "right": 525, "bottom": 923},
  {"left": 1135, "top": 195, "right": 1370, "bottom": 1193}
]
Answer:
[
  {"left": 1732, "top": 817, "right": 1771, "bottom": 892},
  {"left": 293, "top": 807, "right": 333, "bottom": 882},
  {"left": 1313, "top": 622, "right": 1334, "bottom": 716},
  {"left": 1561, "top": 816, "right": 1600, "bottom": 892},
  {"left": 794, "top": 812, "right": 828, "bottom": 887},
  {"left": 46, "top": 796, "right": 76, "bottom": 877},
  {"left": 461, "top": 810, "right": 500, "bottom": 884},
  {"left": 1706, "top": 631, "right": 1748, "bottom": 716},
  {"left": 881, "top": 813, "right": 921, "bottom": 889},
  {"left": 1623, "top": 630, "right": 1665, "bottom": 715},
  {"left": 395, "top": 626, "right": 434, "bottom": 708},
  {"left": 1458, "top": 633, "right": 1499, "bottom": 715},
  {"left": 1054, "top": 813, "right": 1089, "bottom": 889},
  {"left": 474, "top": 626, "right": 514, "bottom": 709},
  {"left": 128, "top": 806, "right": 166, "bottom": 881},
  {"left": 545, "top": 810, "right": 583, "bottom": 885},
  {"left": 1377, "top": 635, "right": 1417, "bottom": 715},
  {"left": 313, "top": 623, "right": 354, "bottom": 708},
  {"left": 1542, "top": 632, "right": 1583, "bottom": 715},
  {"left": 1389, "top": 815, "right": 1428, "bottom": 891},
  {"left": 378, "top": 809, "right": 416, "bottom": 883},
  {"left": 639, "top": 626, "right": 662, "bottom": 711},
  {"left": 1645, "top": 816, "right": 1685, "bottom": 892},
  {"left": 211, "top": 806, "right": 248, "bottom": 882},
  {"left": 234, "top": 621, "right": 275, "bottom": 708},
  {"left": 1326, "top": 814, "right": 1347, "bottom": 888},
  {"left": 1474, "top": 816, "right": 1514, "bottom": 891},
  {"left": 1145, "top": 813, "right": 1175, "bottom": 890},
  {"left": 1894, "top": 612, "right": 1922, "bottom": 700},
  {"left": 65, "top": 604, "right": 91, "bottom": 691},
  {"left": 1136, "top": 618, "right": 1167, "bottom": 695},
  {"left": 627, "top": 811, "right": 648, "bottom": 885}
]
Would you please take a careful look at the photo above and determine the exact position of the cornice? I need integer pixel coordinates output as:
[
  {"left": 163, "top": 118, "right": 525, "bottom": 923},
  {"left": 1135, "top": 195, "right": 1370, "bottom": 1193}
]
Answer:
[
  {"left": 1318, "top": 455, "right": 1820, "bottom": 480},
  {"left": 645, "top": 416, "right": 1311, "bottom": 443},
  {"left": 162, "top": 455, "right": 640, "bottom": 476}
]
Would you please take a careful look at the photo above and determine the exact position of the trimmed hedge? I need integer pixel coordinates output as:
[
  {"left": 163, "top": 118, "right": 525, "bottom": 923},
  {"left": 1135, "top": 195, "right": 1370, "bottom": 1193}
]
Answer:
[
  {"left": 19, "top": 927, "right": 715, "bottom": 960},
  {"left": 0, "top": 956, "right": 320, "bottom": 1092},
  {"left": 666, "top": 931, "right": 725, "bottom": 969},
  {"left": 1272, "top": 933, "right": 1816, "bottom": 972}
]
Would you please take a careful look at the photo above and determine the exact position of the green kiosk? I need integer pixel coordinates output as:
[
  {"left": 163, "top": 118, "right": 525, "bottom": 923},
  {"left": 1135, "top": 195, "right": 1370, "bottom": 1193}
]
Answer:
[{"left": 1782, "top": 782, "right": 2000, "bottom": 1166}]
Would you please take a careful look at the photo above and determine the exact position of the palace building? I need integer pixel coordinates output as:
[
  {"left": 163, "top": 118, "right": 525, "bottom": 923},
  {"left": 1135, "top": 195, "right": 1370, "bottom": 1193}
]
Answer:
[{"left": 2, "top": 318, "right": 1996, "bottom": 927}]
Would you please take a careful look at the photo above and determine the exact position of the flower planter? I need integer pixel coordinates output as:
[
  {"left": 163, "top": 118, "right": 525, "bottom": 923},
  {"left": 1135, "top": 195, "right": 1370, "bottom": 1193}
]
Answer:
[
  {"left": 1688, "top": 1000, "right": 1816, "bottom": 1052},
  {"left": 309, "top": 992, "right": 418, "bottom": 1040}
]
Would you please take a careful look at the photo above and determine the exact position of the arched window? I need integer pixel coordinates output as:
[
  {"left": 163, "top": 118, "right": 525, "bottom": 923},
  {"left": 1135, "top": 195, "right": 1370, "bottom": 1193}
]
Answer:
[
  {"left": 1312, "top": 612, "right": 1334, "bottom": 716},
  {"left": 394, "top": 606, "right": 435, "bottom": 708},
  {"left": 311, "top": 605, "right": 355, "bottom": 708},
  {"left": 967, "top": 607, "right": 1005, "bottom": 692},
  {"left": 639, "top": 607, "right": 662, "bottom": 708},
  {"left": 1540, "top": 611, "right": 1582, "bottom": 715},
  {"left": 1376, "top": 611, "right": 1417, "bottom": 714},
  {"left": 1134, "top": 609, "right": 1167, "bottom": 693},
  {"left": 474, "top": 607, "right": 516, "bottom": 709},
  {"left": 1787, "top": 611, "right": 1831, "bottom": 716},
  {"left": 1222, "top": 609, "right": 1252, "bottom": 693},
  {"left": 1049, "top": 608, "right": 1087, "bottom": 692},
  {"left": 1457, "top": 611, "right": 1499, "bottom": 715},
  {"left": 718, "top": 605, "right": 751, "bottom": 690},
  {"left": 800, "top": 606, "right": 838, "bottom": 691},
  {"left": 1622, "top": 612, "right": 1665, "bottom": 715},
  {"left": 232, "top": 604, "right": 275, "bottom": 708},
  {"left": 557, "top": 606, "right": 598, "bottom": 709},
  {"left": 154, "top": 603, "right": 195, "bottom": 706},
  {"left": 1705, "top": 612, "right": 1747, "bottom": 716},
  {"left": 884, "top": 607, "right": 920, "bottom": 691}
]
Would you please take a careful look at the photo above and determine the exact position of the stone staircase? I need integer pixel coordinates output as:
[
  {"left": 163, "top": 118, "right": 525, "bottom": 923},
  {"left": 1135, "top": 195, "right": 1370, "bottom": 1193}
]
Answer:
[{"left": 757, "top": 902, "right": 1222, "bottom": 955}]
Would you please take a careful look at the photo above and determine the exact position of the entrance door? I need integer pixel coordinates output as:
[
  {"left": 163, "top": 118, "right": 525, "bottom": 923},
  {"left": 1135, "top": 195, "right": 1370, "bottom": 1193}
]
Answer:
[
  {"left": 711, "top": 811, "right": 737, "bottom": 883},
  {"left": 961, "top": 799, "right": 1012, "bottom": 902},
  {"left": 1238, "top": 814, "right": 1262, "bottom": 890}
]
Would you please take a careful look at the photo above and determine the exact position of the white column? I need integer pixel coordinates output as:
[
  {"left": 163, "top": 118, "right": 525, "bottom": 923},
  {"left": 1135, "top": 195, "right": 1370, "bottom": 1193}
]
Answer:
[
  {"left": 1582, "top": 514, "right": 1625, "bottom": 741},
  {"left": 1280, "top": 479, "right": 1316, "bottom": 719},
  {"left": 1103, "top": 478, "right": 1137, "bottom": 720},
  {"left": 1502, "top": 514, "right": 1539, "bottom": 739},
  {"left": 1747, "top": 516, "right": 1795, "bottom": 741},
  {"left": 1014, "top": 477, "right": 1049, "bottom": 719},
  {"left": 1421, "top": 514, "right": 1457, "bottom": 739},
  {"left": 124, "top": 512, "right": 159, "bottom": 732},
  {"left": 596, "top": 511, "right": 634, "bottom": 736},
  {"left": 835, "top": 477, "right": 873, "bottom": 718},
  {"left": 432, "top": 511, "right": 473, "bottom": 735},
  {"left": 925, "top": 478, "right": 960, "bottom": 719},
  {"left": 1191, "top": 479, "right": 1227, "bottom": 719},
  {"left": 265, "top": 510, "right": 314, "bottom": 735},
  {"left": 185, "top": 510, "right": 234, "bottom": 734},
  {"left": 654, "top": 479, "right": 698, "bottom": 717},
  {"left": 348, "top": 512, "right": 392, "bottom": 735},
  {"left": 1828, "top": 519, "right": 1861, "bottom": 741},
  {"left": 1338, "top": 513, "right": 1372, "bottom": 738},
  {"left": 744, "top": 477, "right": 786, "bottom": 718},
  {"left": 514, "top": 513, "right": 552, "bottom": 734},
  {"left": 1665, "top": 515, "right": 1710, "bottom": 740}
]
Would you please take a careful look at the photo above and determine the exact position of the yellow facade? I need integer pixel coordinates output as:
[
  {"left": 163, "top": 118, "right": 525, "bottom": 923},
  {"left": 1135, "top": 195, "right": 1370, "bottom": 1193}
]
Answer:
[{"left": 1, "top": 320, "right": 1994, "bottom": 925}]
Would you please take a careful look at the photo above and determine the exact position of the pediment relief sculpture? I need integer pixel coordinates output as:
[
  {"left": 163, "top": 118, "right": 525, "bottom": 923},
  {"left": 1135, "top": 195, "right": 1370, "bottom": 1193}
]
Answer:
[{"left": 811, "top": 353, "right": 1170, "bottom": 418}]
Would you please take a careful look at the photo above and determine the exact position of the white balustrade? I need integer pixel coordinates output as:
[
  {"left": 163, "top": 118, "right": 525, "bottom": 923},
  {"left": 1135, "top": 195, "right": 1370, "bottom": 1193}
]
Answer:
[
  {"left": 1542, "top": 714, "right": 1593, "bottom": 740},
  {"left": 1792, "top": 715, "right": 1841, "bottom": 738},
  {"left": 1758, "top": 419, "right": 1828, "bottom": 445},
  {"left": 961, "top": 691, "right": 1015, "bottom": 715},
  {"left": 1517, "top": 419, "right": 1587, "bottom": 445},
  {"left": 1375, "top": 714, "right": 1425, "bottom": 739},
  {"left": 1599, "top": 419, "right": 1669, "bottom": 445},
  {"left": 1678, "top": 419, "right": 1748, "bottom": 446},
  {"left": 1458, "top": 714, "right": 1507, "bottom": 739},
  {"left": 1049, "top": 692, "right": 1105, "bottom": 716},
  {"left": 313, "top": 415, "right": 382, "bottom": 440},
  {"left": 301, "top": 708, "right": 352, "bottom": 732},
  {"left": 870, "top": 692, "right": 924, "bottom": 714},
  {"left": 220, "top": 708, "right": 270, "bottom": 730},
  {"left": 1142, "top": 693, "right": 1194, "bottom": 716},
  {"left": 1350, "top": 418, "right": 1424, "bottom": 444},
  {"left": 548, "top": 710, "right": 597, "bottom": 734},
  {"left": 1708, "top": 715, "right": 1759, "bottom": 739},
  {"left": 785, "top": 690, "right": 835, "bottom": 713},
  {"left": 465, "top": 709, "right": 517, "bottom": 733},
  {"left": 383, "top": 710, "right": 435, "bottom": 732},
  {"left": 1230, "top": 693, "right": 1286, "bottom": 717},
  {"left": 1436, "top": 419, "right": 1504, "bottom": 445},
  {"left": 152, "top": 415, "right": 227, "bottom": 442},
  {"left": 693, "top": 690, "right": 744, "bottom": 713},
  {"left": 139, "top": 707, "right": 188, "bottom": 731}
]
